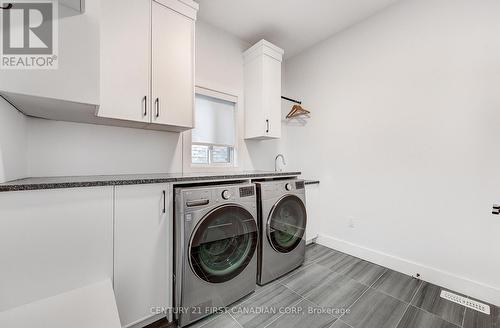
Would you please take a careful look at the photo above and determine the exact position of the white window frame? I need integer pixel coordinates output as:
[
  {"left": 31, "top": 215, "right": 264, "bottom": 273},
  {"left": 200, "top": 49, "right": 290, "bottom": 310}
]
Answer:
[
  {"left": 188, "top": 86, "right": 239, "bottom": 170},
  {"left": 191, "top": 143, "right": 235, "bottom": 166}
]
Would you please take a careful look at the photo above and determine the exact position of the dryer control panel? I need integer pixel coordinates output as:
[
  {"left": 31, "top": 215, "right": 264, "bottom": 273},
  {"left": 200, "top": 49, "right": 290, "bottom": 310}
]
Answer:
[{"left": 256, "top": 179, "right": 306, "bottom": 199}]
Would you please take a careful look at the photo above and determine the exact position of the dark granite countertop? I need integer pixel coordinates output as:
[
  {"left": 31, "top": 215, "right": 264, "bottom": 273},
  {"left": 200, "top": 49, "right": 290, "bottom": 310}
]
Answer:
[{"left": 0, "top": 171, "right": 301, "bottom": 192}]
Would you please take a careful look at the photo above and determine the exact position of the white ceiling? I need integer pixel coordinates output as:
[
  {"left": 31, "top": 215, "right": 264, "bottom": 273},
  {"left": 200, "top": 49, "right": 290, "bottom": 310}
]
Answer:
[{"left": 195, "top": 0, "right": 399, "bottom": 59}]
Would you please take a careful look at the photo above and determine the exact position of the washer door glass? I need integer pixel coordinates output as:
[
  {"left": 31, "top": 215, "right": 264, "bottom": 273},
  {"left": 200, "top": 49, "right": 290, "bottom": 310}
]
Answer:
[
  {"left": 190, "top": 205, "right": 258, "bottom": 283},
  {"left": 267, "top": 195, "right": 307, "bottom": 253}
]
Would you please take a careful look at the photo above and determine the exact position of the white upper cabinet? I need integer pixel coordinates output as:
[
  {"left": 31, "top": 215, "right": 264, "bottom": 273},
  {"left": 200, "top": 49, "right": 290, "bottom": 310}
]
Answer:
[
  {"left": 99, "top": 0, "right": 151, "bottom": 124},
  {"left": 0, "top": 0, "right": 99, "bottom": 113},
  {"left": 151, "top": 0, "right": 195, "bottom": 130},
  {"left": 99, "top": 0, "right": 198, "bottom": 132},
  {"left": 0, "top": 0, "right": 197, "bottom": 133},
  {"left": 244, "top": 40, "right": 284, "bottom": 139},
  {"left": 60, "top": 0, "right": 85, "bottom": 13}
]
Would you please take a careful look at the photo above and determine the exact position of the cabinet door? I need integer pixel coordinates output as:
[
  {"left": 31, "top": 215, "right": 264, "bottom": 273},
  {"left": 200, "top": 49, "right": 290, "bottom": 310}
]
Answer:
[
  {"left": 0, "top": 0, "right": 99, "bottom": 105},
  {"left": 305, "top": 184, "right": 321, "bottom": 243},
  {"left": 244, "top": 42, "right": 283, "bottom": 140},
  {"left": 0, "top": 187, "right": 114, "bottom": 312},
  {"left": 114, "top": 184, "right": 170, "bottom": 327},
  {"left": 151, "top": 1, "right": 194, "bottom": 129},
  {"left": 99, "top": 0, "right": 151, "bottom": 123},
  {"left": 263, "top": 56, "right": 282, "bottom": 138},
  {"left": 244, "top": 57, "right": 267, "bottom": 139}
]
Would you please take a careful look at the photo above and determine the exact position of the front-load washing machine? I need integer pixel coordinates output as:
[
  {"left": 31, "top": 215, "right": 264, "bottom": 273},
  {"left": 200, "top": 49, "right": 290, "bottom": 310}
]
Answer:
[
  {"left": 174, "top": 183, "right": 258, "bottom": 327},
  {"left": 256, "top": 179, "right": 307, "bottom": 285}
]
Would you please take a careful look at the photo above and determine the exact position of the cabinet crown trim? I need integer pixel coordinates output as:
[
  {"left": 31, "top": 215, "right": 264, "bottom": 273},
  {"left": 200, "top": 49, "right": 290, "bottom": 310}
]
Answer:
[
  {"left": 154, "top": 0, "right": 199, "bottom": 20},
  {"left": 244, "top": 39, "right": 284, "bottom": 63}
]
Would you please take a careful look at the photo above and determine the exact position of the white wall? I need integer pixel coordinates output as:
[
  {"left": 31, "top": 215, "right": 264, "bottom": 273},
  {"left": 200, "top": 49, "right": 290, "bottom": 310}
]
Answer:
[
  {"left": 27, "top": 119, "right": 182, "bottom": 177},
  {"left": 195, "top": 20, "right": 248, "bottom": 98},
  {"left": 284, "top": 0, "right": 500, "bottom": 305},
  {"left": 0, "top": 98, "right": 27, "bottom": 183}
]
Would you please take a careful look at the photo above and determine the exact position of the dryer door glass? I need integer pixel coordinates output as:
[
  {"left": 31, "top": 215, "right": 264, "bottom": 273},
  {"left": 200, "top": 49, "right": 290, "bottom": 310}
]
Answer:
[
  {"left": 268, "top": 195, "right": 307, "bottom": 253},
  {"left": 190, "top": 205, "right": 258, "bottom": 283}
]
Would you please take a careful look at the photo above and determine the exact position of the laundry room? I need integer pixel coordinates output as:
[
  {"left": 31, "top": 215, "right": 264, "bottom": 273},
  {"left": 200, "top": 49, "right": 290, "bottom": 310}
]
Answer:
[{"left": 0, "top": 0, "right": 499, "bottom": 327}]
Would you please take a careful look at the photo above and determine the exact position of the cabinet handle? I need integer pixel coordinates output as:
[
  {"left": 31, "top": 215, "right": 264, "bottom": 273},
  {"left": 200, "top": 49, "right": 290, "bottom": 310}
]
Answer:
[
  {"left": 266, "top": 119, "right": 269, "bottom": 133},
  {"left": 142, "top": 96, "right": 147, "bottom": 117},
  {"left": 162, "top": 190, "right": 166, "bottom": 214},
  {"left": 155, "top": 98, "right": 160, "bottom": 118}
]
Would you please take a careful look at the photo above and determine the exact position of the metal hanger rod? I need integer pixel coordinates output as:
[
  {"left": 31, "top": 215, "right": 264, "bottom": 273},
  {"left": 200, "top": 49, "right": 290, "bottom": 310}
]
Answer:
[{"left": 281, "top": 96, "right": 302, "bottom": 105}]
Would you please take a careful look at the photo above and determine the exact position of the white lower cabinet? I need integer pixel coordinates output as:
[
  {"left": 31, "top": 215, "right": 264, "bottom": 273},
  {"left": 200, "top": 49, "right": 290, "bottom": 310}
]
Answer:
[
  {"left": 0, "top": 187, "right": 114, "bottom": 312},
  {"left": 0, "top": 183, "right": 172, "bottom": 327},
  {"left": 305, "top": 183, "right": 321, "bottom": 243},
  {"left": 113, "top": 184, "right": 171, "bottom": 327}
]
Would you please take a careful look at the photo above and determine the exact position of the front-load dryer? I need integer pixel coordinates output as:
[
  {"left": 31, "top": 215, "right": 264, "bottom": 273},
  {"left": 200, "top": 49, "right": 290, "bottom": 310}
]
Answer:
[
  {"left": 256, "top": 179, "right": 307, "bottom": 285},
  {"left": 174, "top": 183, "right": 258, "bottom": 327}
]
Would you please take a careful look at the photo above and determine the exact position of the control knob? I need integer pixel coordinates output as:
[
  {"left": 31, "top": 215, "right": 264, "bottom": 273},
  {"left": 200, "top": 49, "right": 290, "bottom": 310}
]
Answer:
[{"left": 221, "top": 190, "right": 232, "bottom": 200}]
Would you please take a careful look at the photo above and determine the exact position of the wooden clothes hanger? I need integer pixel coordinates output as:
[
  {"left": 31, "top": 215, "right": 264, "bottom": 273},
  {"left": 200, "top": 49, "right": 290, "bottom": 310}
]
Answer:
[
  {"left": 281, "top": 96, "right": 311, "bottom": 119},
  {"left": 286, "top": 104, "right": 310, "bottom": 119}
]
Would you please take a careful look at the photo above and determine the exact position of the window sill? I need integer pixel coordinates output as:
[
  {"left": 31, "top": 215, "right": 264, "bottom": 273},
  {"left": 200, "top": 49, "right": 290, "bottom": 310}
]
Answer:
[{"left": 188, "top": 164, "right": 240, "bottom": 172}]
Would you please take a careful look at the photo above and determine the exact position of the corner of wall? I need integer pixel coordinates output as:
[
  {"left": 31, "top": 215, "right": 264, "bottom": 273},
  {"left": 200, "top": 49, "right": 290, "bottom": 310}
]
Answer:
[{"left": 0, "top": 97, "right": 28, "bottom": 183}]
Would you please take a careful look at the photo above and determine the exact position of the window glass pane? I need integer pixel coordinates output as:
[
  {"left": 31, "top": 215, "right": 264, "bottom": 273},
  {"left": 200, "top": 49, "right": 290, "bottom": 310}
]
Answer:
[
  {"left": 192, "top": 145, "right": 209, "bottom": 164},
  {"left": 192, "top": 94, "right": 235, "bottom": 146},
  {"left": 211, "top": 146, "right": 232, "bottom": 164}
]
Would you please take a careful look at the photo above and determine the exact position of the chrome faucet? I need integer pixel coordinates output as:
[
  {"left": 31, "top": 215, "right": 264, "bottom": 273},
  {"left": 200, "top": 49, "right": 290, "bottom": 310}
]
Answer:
[{"left": 275, "top": 154, "right": 286, "bottom": 172}]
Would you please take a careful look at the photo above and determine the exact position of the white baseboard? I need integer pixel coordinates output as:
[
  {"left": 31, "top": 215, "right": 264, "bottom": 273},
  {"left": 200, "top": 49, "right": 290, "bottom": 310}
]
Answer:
[
  {"left": 306, "top": 236, "right": 318, "bottom": 245},
  {"left": 316, "top": 234, "right": 500, "bottom": 307}
]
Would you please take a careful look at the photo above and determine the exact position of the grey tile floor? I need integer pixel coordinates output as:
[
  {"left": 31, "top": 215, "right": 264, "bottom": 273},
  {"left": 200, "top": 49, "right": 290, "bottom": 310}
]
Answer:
[{"left": 185, "top": 243, "right": 500, "bottom": 328}]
